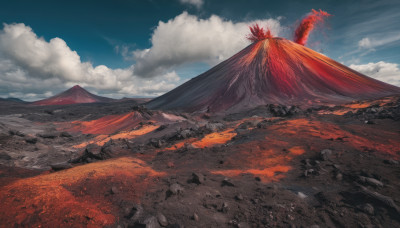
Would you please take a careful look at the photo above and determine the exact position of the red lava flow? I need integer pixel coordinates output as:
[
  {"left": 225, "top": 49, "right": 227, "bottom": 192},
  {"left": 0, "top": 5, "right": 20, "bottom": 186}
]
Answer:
[
  {"left": 211, "top": 141, "right": 306, "bottom": 183},
  {"left": 0, "top": 157, "right": 166, "bottom": 227}
]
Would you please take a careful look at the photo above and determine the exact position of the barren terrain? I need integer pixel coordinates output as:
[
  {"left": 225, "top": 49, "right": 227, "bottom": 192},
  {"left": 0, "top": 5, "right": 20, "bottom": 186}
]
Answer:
[{"left": 0, "top": 96, "right": 399, "bottom": 227}]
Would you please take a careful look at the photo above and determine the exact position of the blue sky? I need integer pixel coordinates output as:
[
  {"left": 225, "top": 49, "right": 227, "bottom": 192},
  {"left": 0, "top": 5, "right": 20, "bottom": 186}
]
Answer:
[{"left": 0, "top": 0, "right": 399, "bottom": 100}]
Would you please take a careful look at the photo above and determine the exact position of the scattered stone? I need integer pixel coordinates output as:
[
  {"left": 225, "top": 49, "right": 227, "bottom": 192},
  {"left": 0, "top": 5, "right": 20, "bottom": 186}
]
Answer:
[
  {"left": 157, "top": 213, "right": 168, "bottom": 227},
  {"left": 359, "top": 203, "right": 374, "bottom": 215},
  {"left": 359, "top": 185, "right": 400, "bottom": 214},
  {"left": 44, "top": 110, "right": 54, "bottom": 115},
  {"left": 71, "top": 144, "right": 110, "bottom": 163},
  {"left": 169, "top": 183, "right": 184, "bottom": 195},
  {"left": 364, "top": 120, "right": 375, "bottom": 124},
  {"left": 136, "top": 216, "right": 160, "bottom": 228},
  {"left": 257, "top": 119, "right": 272, "bottom": 129},
  {"left": 156, "top": 125, "right": 168, "bottom": 131},
  {"left": 37, "top": 132, "right": 58, "bottom": 139},
  {"left": 221, "top": 202, "right": 229, "bottom": 213},
  {"left": 320, "top": 149, "right": 332, "bottom": 161},
  {"left": 297, "top": 192, "right": 307, "bottom": 199},
  {"left": 9, "top": 129, "right": 24, "bottom": 137},
  {"left": 222, "top": 177, "right": 235, "bottom": 187},
  {"left": 192, "top": 213, "right": 199, "bottom": 221},
  {"left": 384, "top": 159, "right": 399, "bottom": 165},
  {"left": 204, "top": 122, "right": 224, "bottom": 132},
  {"left": 111, "top": 186, "right": 119, "bottom": 194},
  {"left": 359, "top": 176, "right": 384, "bottom": 187},
  {"left": 101, "top": 140, "right": 114, "bottom": 155},
  {"left": 235, "top": 194, "right": 244, "bottom": 201},
  {"left": 336, "top": 173, "right": 343, "bottom": 181},
  {"left": 179, "top": 129, "right": 192, "bottom": 139},
  {"left": 125, "top": 204, "right": 144, "bottom": 221},
  {"left": 0, "top": 152, "right": 11, "bottom": 160},
  {"left": 149, "top": 139, "right": 164, "bottom": 148},
  {"left": 25, "top": 137, "right": 38, "bottom": 144},
  {"left": 304, "top": 169, "right": 315, "bottom": 177},
  {"left": 251, "top": 198, "right": 259, "bottom": 204},
  {"left": 304, "top": 159, "right": 312, "bottom": 167},
  {"left": 50, "top": 162, "right": 72, "bottom": 171},
  {"left": 191, "top": 172, "right": 204, "bottom": 184},
  {"left": 60, "top": 131, "right": 72, "bottom": 137}
]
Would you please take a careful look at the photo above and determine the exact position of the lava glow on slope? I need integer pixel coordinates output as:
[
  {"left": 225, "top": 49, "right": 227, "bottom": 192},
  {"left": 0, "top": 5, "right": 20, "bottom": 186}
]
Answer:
[
  {"left": 192, "top": 129, "right": 237, "bottom": 148},
  {"left": 271, "top": 118, "right": 400, "bottom": 159},
  {"left": 66, "top": 111, "right": 184, "bottom": 135},
  {"left": 163, "top": 128, "right": 237, "bottom": 151},
  {"left": 211, "top": 140, "right": 305, "bottom": 182},
  {"left": 69, "top": 112, "right": 142, "bottom": 135},
  {"left": 0, "top": 157, "right": 165, "bottom": 227},
  {"left": 73, "top": 125, "right": 159, "bottom": 148}
]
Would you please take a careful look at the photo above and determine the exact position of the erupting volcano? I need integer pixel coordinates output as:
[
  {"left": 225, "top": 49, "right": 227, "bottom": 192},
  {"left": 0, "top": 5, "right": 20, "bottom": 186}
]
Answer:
[
  {"left": 147, "top": 12, "right": 400, "bottom": 113},
  {"left": 33, "top": 85, "right": 114, "bottom": 106}
]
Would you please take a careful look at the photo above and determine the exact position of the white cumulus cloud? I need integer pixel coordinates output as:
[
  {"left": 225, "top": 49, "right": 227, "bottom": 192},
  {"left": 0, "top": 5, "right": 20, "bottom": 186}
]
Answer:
[
  {"left": 132, "top": 12, "right": 282, "bottom": 77},
  {"left": 358, "top": 32, "right": 400, "bottom": 50},
  {"left": 358, "top": 37, "right": 372, "bottom": 49},
  {"left": 0, "top": 23, "right": 183, "bottom": 100},
  {"left": 349, "top": 61, "right": 400, "bottom": 86}
]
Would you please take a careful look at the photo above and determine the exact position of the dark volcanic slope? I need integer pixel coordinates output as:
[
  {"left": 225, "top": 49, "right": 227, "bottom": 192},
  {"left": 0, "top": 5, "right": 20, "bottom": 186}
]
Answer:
[
  {"left": 147, "top": 38, "right": 400, "bottom": 113},
  {"left": 33, "top": 85, "right": 114, "bottom": 106}
]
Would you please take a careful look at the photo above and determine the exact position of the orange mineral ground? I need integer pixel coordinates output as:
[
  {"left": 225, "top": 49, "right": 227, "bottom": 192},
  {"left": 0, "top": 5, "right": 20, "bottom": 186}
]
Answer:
[{"left": 0, "top": 157, "right": 165, "bottom": 227}]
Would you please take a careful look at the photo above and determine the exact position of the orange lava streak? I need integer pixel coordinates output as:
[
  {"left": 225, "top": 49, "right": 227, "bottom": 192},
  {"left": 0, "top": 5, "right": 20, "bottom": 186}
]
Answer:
[
  {"left": 212, "top": 165, "right": 291, "bottom": 182},
  {"left": 192, "top": 129, "right": 237, "bottom": 148},
  {"left": 211, "top": 139, "right": 305, "bottom": 182},
  {"left": 164, "top": 138, "right": 198, "bottom": 150},
  {"left": 70, "top": 112, "right": 140, "bottom": 135},
  {"left": 289, "top": 146, "right": 306, "bottom": 155},
  {"left": 73, "top": 125, "right": 159, "bottom": 148},
  {"left": 294, "top": 9, "right": 331, "bottom": 46},
  {"left": 0, "top": 157, "right": 165, "bottom": 227},
  {"left": 163, "top": 128, "right": 237, "bottom": 151},
  {"left": 273, "top": 119, "right": 400, "bottom": 158}
]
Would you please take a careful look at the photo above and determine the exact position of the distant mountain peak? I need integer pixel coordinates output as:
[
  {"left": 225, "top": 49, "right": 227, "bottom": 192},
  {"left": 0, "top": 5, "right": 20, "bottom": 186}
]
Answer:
[
  {"left": 71, "top": 85, "right": 83, "bottom": 89},
  {"left": 33, "top": 85, "right": 114, "bottom": 106}
]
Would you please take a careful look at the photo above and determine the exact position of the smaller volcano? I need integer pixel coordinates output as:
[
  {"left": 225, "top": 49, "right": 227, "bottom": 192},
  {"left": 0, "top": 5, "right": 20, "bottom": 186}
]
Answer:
[{"left": 33, "top": 85, "right": 114, "bottom": 106}]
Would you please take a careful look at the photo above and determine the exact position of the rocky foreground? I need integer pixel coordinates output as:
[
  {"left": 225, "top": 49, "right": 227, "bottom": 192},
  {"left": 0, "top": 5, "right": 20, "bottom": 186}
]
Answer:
[{"left": 0, "top": 96, "right": 399, "bottom": 227}]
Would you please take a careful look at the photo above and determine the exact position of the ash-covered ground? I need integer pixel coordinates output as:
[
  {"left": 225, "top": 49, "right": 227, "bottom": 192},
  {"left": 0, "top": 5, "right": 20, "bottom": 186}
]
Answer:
[{"left": 0, "top": 96, "right": 399, "bottom": 228}]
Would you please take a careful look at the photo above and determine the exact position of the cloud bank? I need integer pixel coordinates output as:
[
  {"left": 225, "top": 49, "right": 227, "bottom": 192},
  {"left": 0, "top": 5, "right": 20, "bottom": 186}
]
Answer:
[
  {"left": 349, "top": 61, "right": 400, "bottom": 86},
  {"left": 132, "top": 12, "right": 282, "bottom": 77},
  {"left": 0, "top": 23, "right": 181, "bottom": 100},
  {"left": 358, "top": 33, "right": 400, "bottom": 50}
]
